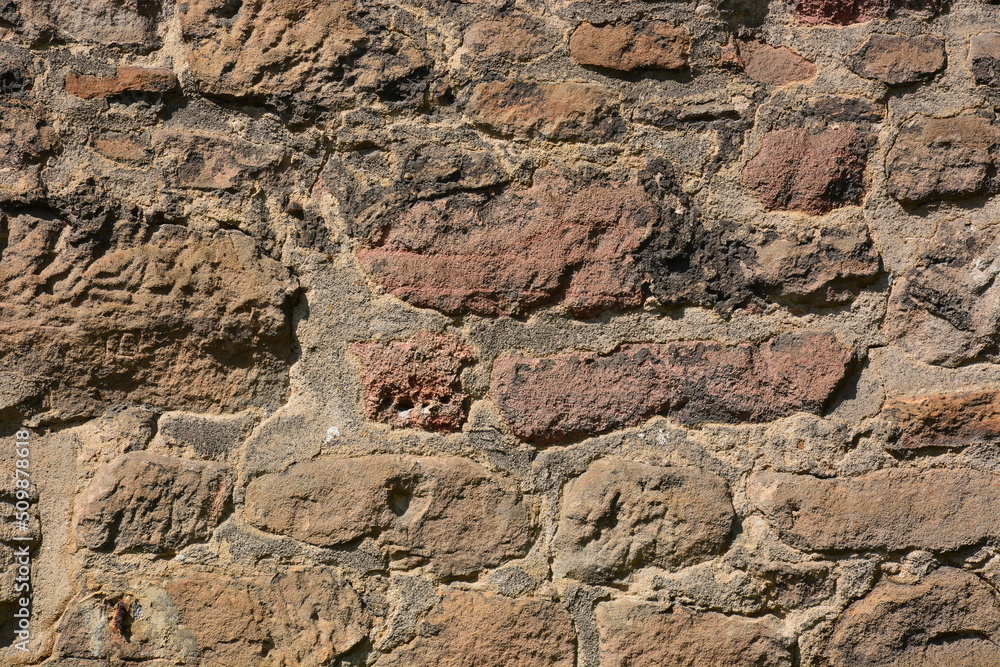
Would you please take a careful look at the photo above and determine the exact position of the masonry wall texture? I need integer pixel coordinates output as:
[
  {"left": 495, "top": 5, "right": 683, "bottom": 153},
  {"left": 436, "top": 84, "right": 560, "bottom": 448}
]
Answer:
[{"left": 4, "top": 0, "right": 1000, "bottom": 665}]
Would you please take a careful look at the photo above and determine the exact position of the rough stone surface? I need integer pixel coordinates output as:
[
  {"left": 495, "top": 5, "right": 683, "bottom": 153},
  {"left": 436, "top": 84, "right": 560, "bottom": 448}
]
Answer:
[
  {"left": 64, "top": 67, "right": 178, "bottom": 99},
  {"left": 243, "top": 455, "right": 537, "bottom": 576},
  {"left": 467, "top": 80, "right": 624, "bottom": 141},
  {"left": 969, "top": 33, "right": 1000, "bottom": 86},
  {"left": 350, "top": 332, "right": 476, "bottom": 432},
  {"left": 886, "top": 113, "right": 1000, "bottom": 204},
  {"left": 848, "top": 34, "right": 946, "bottom": 85},
  {"left": 354, "top": 170, "right": 655, "bottom": 316},
  {"left": 491, "top": 331, "right": 852, "bottom": 443},
  {"left": 742, "top": 127, "right": 869, "bottom": 213},
  {"left": 596, "top": 600, "right": 794, "bottom": 666},
  {"left": 828, "top": 569, "right": 1000, "bottom": 666},
  {"left": 14, "top": 0, "right": 1000, "bottom": 663},
  {"left": 381, "top": 590, "right": 576, "bottom": 667},
  {"left": 569, "top": 22, "right": 690, "bottom": 72},
  {"left": 74, "top": 452, "right": 232, "bottom": 553},
  {"left": 749, "top": 467, "right": 1000, "bottom": 552},
  {"left": 736, "top": 40, "right": 816, "bottom": 86},
  {"left": 553, "top": 459, "right": 735, "bottom": 582},
  {"left": 879, "top": 390, "right": 1000, "bottom": 450}
]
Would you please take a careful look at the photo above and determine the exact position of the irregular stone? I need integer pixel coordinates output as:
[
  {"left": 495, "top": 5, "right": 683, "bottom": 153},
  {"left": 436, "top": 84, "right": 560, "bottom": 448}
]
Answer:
[
  {"left": 463, "top": 16, "right": 555, "bottom": 61},
  {"left": 552, "top": 459, "right": 735, "bottom": 582},
  {"left": 74, "top": 452, "right": 232, "bottom": 553},
  {"left": 167, "top": 569, "right": 369, "bottom": 665},
  {"left": 0, "top": 213, "right": 297, "bottom": 415},
  {"left": 596, "top": 600, "right": 793, "bottom": 667},
  {"left": 243, "top": 455, "right": 537, "bottom": 576},
  {"left": 349, "top": 332, "right": 476, "bottom": 432},
  {"left": 883, "top": 222, "right": 1000, "bottom": 366},
  {"left": 382, "top": 590, "right": 575, "bottom": 667},
  {"left": 879, "top": 390, "right": 1000, "bottom": 450},
  {"left": 90, "top": 131, "right": 152, "bottom": 165},
  {"left": 154, "top": 131, "right": 287, "bottom": 190},
  {"left": 491, "top": 331, "right": 851, "bottom": 444},
  {"left": 354, "top": 170, "right": 654, "bottom": 316},
  {"left": 43, "top": 0, "right": 163, "bottom": 50},
  {"left": 64, "top": 66, "right": 178, "bottom": 99},
  {"left": 179, "top": 0, "right": 366, "bottom": 103},
  {"left": 749, "top": 467, "right": 1000, "bottom": 552},
  {"left": 848, "top": 33, "right": 946, "bottom": 85},
  {"left": 886, "top": 113, "right": 1000, "bottom": 205},
  {"left": 742, "top": 127, "right": 869, "bottom": 213},
  {"left": 746, "top": 223, "right": 882, "bottom": 306},
  {"left": 828, "top": 568, "right": 1000, "bottom": 666},
  {"left": 736, "top": 40, "right": 816, "bottom": 86},
  {"left": 54, "top": 567, "right": 372, "bottom": 663},
  {"left": 467, "top": 80, "right": 624, "bottom": 141},
  {"left": 794, "top": 0, "right": 888, "bottom": 25},
  {"left": 157, "top": 410, "right": 256, "bottom": 458},
  {"left": 0, "top": 99, "right": 55, "bottom": 200},
  {"left": 569, "top": 22, "right": 689, "bottom": 72},
  {"left": 969, "top": 33, "right": 1000, "bottom": 86}
]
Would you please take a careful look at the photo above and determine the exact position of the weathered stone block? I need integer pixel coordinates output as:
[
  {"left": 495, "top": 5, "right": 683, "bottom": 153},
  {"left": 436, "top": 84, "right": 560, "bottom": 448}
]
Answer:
[
  {"left": 848, "top": 33, "right": 946, "bottom": 85},
  {"left": 569, "top": 22, "right": 689, "bottom": 72},
  {"left": 749, "top": 468, "right": 1000, "bottom": 552},
  {"left": 75, "top": 452, "right": 232, "bottom": 553},
  {"left": 553, "top": 459, "right": 735, "bottom": 582}
]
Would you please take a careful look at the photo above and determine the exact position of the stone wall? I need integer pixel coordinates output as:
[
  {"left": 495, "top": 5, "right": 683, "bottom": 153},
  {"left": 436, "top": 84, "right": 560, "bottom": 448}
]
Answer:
[{"left": 2, "top": 0, "right": 1000, "bottom": 664}]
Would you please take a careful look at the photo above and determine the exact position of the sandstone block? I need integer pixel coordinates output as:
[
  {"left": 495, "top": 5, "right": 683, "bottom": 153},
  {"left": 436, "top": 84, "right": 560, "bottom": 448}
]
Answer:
[
  {"left": 969, "top": 32, "right": 1000, "bottom": 86},
  {"left": 463, "top": 16, "right": 554, "bottom": 61},
  {"left": 848, "top": 33, "right": 946, "bottom": 85},
  {"left": 491, "top": 331, "right": 851, "bottom": 444},
  {"left": 355, "top": 170, "right": 653, "bottom": 316},
  {"left": 569, "top": 22, "right": 689, "bottom": 72},
  {"left": 179, "top": 0, "right": 365, "bottom": 103},
  {"left": 65, "top": 66, "right": 178, "bottom": 99},
  {"left": 749, "top": 467, "right": 1000, "bottom": 552},
  {"left": 596, "top": 600, "right": 793, "bottom": 667},
  {"left": 0, "top": 99, "right": 55, "bottom": 200},
  {"left": 553, "top": 459, "right": 735, "bottom": 582},
  {"left": 828, "top": 568, "right": 1000, "bottom": 666},
  {"left": 244, "top": 455, "right": 537, "bottom": 576},
  {"left": 883, "top": 222, "right": 1000, "bottom": 365},
  {"left": 742, "top": 127, "right": 869, "bottom": 213},
  {"left": 467, "top": 80, "right": 624, "bottom": 141},
  {"left": 879, "top": 390, "right": 1000, "bottom": 450},
  {"left": 736, "top": 40, "right": 816, "bottom": 86},
  {"left": 74, "top": 452, "right": 232, "bottom": 553},
  {"left": 886, "top": 113, "right": 999, "bottom": 204},
  {"left": 382, "top": 590, "right": 575, "bottom": 667},
  {"left": 350, "top": 333, "right": 476, "bottom": 432}
]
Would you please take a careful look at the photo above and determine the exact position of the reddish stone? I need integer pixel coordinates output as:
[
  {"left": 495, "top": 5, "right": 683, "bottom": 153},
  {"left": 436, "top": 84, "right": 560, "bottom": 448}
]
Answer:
[
  {"left": 569, "top": 22, "right": 689, "bottom": 72},
  {"left": 349, "top": 332, "right": 476, "bottom": 433},
  {"left": 596, "top": 600, "right": 793, "bottom": 667},
  {"left": 65, "top": 66, "right": 178, "bottom": 99},
  {"left": 794, "top": 0, "right": 888, "bottom": 25},
  {"left": 742, "top": 127, "right": 868, "bottom": 214},
  {"left": 467, "top": 80, "right": 624, "bottom": 141},
  {"left": 848, "top": 34, "right": 946, "bottom": 85},
  {"left": 737, "top": 41, "right": 816, "bottom": 86},
  {"left": 880, "top": 390, "right": 1000, "bottom": 450},
  {"left": 490, "top": 331, "right": 851, "bottom": 444},
  {"left": 355, "top": 170, "right": 654, "bottom": 316}
]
